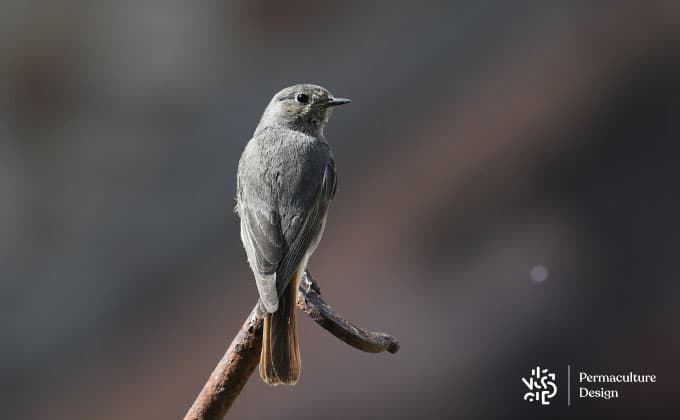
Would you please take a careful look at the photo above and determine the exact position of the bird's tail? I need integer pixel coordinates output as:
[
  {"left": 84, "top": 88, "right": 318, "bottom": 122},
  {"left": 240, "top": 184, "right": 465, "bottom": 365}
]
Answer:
[{"left": 260, "top": 271, "right": 300, "bottom": 385}]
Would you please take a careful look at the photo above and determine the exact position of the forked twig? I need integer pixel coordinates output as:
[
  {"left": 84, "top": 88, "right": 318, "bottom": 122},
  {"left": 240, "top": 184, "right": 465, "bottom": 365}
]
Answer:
[{"left": 184, "top": 270, "right": 399, "bottom": 420}]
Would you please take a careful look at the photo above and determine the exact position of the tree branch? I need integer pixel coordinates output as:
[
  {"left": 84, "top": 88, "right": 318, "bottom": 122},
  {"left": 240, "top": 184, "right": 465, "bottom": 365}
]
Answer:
[
  {"left": 296, "top": 271, "right": 400, "bottom": 354},
  {"left": 184, "top": 270, "right": 400, "bottom": 420},
  {"left": 184, "top": 305, "right": 262, "bottom": 420}
]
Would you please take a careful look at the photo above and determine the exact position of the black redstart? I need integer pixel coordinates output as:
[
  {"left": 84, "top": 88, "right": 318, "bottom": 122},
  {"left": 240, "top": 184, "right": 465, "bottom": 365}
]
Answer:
[{"left": 236, "top": 84, "right": 350, "bottom": 385}]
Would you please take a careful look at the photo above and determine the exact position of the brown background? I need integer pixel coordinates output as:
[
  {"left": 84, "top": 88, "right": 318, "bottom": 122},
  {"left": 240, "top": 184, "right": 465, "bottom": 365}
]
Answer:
[{"left": 1, "top": 1, "right": 679, "bottom": 419}]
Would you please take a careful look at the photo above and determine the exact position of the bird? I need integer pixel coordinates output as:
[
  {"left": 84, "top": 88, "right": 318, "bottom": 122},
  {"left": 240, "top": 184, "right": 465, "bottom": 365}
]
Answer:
[{"left": 235, "top": 84, "right": 350, "bottom": 385}]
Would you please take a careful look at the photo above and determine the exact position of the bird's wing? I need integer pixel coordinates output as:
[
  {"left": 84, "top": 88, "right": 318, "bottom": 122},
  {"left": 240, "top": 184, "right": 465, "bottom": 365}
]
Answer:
[
  {"left": 240, "top": 205, "right": 283, "bottom": 311},
  {"left": 240, "top": 157, "right": 336, "bottom": 312},
  {"left": 275, "top": 158, "right": 336, "bottom": 294}
]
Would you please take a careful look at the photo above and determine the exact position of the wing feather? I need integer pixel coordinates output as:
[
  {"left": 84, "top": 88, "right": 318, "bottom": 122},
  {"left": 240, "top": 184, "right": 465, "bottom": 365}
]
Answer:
[
  {"left": 275, "top": 160, "right": 336, "bottom": 293},
  {"left": 240, "top": 207, "right": 282, "bottom": 311},
  {"left": 239, "top": 153, "right": 336, "bottom": 313}
]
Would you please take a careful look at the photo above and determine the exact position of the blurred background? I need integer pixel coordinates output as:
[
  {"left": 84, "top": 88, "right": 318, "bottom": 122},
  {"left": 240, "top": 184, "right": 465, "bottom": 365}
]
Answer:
[{"left": 1, "top": 1, "right": 679, "bottom": 419}]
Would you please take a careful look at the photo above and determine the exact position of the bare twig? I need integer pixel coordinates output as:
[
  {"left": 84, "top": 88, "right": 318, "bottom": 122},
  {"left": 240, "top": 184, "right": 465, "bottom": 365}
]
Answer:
[
  {"left": 184, "top": 270, "right": 399, "bottom": 420},
  {"left": 297, "top": 271, "right": 400, "bottom": 354},
  {"left": 184, "top": 306, "right": 263, "bottom": 420}
]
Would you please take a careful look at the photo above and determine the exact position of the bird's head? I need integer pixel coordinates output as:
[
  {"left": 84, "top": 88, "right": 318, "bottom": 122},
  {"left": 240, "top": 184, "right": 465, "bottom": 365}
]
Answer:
[{"left": 258, "top": 84, "right": 350, "bottom": 134}]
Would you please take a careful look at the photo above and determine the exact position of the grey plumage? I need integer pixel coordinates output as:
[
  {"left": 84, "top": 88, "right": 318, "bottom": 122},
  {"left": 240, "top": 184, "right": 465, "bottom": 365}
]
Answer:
[{"left": 236, "top": 84, "right": 348, "bottom": 384}]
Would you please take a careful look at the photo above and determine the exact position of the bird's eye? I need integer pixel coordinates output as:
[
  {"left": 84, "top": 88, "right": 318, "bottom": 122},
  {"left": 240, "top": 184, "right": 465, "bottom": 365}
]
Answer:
[{"left": 296, "top": 93, "right": 309, "bottom": 104}]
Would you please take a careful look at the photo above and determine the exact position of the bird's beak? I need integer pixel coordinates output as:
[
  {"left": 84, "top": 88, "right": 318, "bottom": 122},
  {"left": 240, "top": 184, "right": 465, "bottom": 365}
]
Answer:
[{"left": 324, "top": 97, "right": 351, "bottom": 107}]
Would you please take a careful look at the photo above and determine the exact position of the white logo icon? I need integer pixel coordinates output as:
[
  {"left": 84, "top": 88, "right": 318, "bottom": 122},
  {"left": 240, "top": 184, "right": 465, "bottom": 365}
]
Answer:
[{"left": 522, "top": 366, "right": 558, "bottom": 405}]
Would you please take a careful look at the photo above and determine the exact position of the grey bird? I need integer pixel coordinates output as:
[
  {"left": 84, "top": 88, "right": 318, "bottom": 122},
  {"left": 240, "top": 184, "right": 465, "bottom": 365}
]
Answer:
[{"left": 236, "top": 84, "right": 350, "bottom": 385}]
